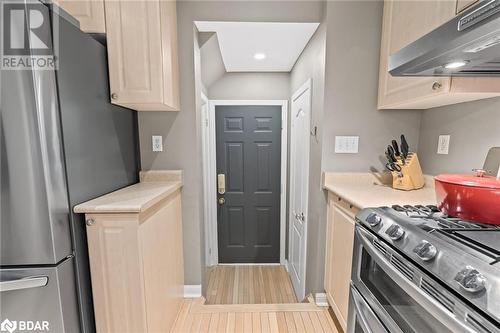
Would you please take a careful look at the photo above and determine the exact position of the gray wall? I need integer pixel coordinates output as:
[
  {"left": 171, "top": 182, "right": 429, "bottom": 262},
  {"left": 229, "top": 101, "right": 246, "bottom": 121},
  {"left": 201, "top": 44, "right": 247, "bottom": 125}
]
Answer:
[
  {"left": 417, "top": 97, "right": 500, "bottom": 175},
  {"left": 321, "top": 0, "right": 421, "bottom": 174},
  {"left": 138, "top": 26, "right": 205, "bottom": 286},
  {"left": 200, "top": 33, "right": 225, "bottom": 90},
  {"left": 138, "top": 0, "right": 324, "bottom": 288},
  {"left": 289, "top": 21, "right": 327, "bottom": 295},
  {"left": 209, "top": 72, "right": 290, "bottom": 100}
]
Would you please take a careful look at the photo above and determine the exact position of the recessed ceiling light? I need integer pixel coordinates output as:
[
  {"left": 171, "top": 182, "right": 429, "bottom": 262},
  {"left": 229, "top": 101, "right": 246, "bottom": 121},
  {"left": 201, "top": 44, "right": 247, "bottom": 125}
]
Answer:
[
  {"left": 444, "top": 61, "right": 467, "bottom": 69},
  {"left": 253, "top": 53, "right": 266, "bottom": 60}
]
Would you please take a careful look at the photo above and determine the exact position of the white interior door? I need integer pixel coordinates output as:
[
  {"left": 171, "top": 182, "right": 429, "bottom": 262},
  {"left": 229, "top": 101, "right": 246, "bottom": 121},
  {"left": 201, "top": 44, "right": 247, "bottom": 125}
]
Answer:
[{"left": 288, "top": 79, "right": 311, "bottom": 301}]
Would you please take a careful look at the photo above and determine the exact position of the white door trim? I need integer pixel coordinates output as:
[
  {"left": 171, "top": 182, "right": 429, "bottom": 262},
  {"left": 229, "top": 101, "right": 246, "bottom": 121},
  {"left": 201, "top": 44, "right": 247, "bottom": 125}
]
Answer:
[
  {"left": 288, "top": 79, "right": 312, "bottom": 301},
  {"left": 202, "top": 99, "right": 288, "bottom": 266}
]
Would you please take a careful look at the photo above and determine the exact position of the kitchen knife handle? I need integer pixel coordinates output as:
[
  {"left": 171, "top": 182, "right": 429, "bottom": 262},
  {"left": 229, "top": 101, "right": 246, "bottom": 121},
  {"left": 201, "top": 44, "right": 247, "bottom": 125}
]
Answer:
[{"left": 391, "top": 140, "right": 400, "bottom": 156}]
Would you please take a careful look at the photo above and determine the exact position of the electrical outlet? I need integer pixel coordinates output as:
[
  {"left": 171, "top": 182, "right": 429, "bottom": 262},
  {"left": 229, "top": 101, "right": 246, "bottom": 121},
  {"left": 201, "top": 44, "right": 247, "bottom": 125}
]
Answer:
[
  {"left": 437, "top": 135, "right": 450, "bottom": 154},
  {"left": 335, "top": 136, "right": 359, "bottom": 154},
  {"left": 152, "top": 135, "right": 163, "bottom": 152}
]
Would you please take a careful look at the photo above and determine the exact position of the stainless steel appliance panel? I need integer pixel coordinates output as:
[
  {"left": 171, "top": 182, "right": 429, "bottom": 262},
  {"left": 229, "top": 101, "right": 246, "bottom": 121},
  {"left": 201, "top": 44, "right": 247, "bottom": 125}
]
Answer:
[
  {"left": 0, "top": 257, "right": 80, "bottom": 332},
  {"left": 0, "top": 1, "right": 72, "bottom": 266},
  {"left": 389, "top": 0, "right": 500, "bottom": 76},
  {"left": 347, "top": 285, "right": 388, "bottom": 333},
  {"left": 350, "top": 225, "right": 483, "bottom": 333}
]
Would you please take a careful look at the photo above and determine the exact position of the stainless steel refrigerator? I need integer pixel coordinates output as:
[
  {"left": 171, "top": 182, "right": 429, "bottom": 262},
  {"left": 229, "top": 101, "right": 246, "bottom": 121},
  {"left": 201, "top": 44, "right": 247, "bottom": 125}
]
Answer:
[{"left": 0, "top": 2, "right": 140, "bottom": 332}]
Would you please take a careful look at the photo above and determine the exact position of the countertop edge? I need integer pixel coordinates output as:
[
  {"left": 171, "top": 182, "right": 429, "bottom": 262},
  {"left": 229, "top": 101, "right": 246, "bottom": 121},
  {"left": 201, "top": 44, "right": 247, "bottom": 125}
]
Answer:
[
  {"left": 73, "top": 181, "right": 183, "bottom": 214},
  {"left": 321, "top": 172, "right": 437, "bottom": 209}
]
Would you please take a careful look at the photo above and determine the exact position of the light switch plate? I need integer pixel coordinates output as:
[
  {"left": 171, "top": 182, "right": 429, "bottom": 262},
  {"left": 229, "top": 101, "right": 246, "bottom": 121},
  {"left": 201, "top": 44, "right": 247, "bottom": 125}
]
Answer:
[
  {"left": 437, "top": 135, "right": 450, "bottom": 155},
  {"left": 152, "top": 135, "right": 163, "bottom": 152},
  {"left": 335, "top": 136, "right": 359, "bottom": 154}
]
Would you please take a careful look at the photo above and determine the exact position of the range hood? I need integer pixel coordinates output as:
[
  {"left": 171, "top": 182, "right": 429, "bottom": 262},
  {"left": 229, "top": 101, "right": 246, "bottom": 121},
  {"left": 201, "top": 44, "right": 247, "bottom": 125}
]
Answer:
[{"left": 389, "top": 0, "right": 500, "bottom": 76}]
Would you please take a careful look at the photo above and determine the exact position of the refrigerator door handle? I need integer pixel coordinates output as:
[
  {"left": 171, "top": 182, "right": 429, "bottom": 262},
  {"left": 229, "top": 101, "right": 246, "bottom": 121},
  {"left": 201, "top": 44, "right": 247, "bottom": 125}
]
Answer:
[{"left": 0, "top": 276, "right": 49, "bottom": 292}]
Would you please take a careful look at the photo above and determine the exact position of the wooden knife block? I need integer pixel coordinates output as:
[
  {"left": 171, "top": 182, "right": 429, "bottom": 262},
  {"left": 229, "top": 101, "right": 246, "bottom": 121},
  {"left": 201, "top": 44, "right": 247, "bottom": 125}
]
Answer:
[{"left": 391, "top": 153, "right": 425, "bottom": 191}]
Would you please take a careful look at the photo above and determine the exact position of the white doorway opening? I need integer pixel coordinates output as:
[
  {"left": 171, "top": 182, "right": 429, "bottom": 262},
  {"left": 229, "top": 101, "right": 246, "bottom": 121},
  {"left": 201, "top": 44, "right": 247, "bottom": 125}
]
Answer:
[{"left": 201, "top": 99, "right": 288, "bottom": 266}]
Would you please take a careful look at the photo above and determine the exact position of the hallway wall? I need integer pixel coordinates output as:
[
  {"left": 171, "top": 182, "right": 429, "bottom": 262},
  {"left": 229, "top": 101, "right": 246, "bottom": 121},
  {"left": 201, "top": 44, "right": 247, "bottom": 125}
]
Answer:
[
  {"left": 208, "top": 72, "right": 290, "bottom": 100},
  {"left": 138, "top": 0, "right": 324, "bottom": 289}
]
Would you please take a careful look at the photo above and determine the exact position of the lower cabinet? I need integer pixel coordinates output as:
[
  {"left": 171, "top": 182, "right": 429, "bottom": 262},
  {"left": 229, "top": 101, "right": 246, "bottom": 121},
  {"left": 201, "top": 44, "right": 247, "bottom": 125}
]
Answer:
[
  {"left": 84, "top": 189, "right": 184, "bottom": 332},
  {"left": 324, "top": 193, "right": 359, "bottom": 331}
]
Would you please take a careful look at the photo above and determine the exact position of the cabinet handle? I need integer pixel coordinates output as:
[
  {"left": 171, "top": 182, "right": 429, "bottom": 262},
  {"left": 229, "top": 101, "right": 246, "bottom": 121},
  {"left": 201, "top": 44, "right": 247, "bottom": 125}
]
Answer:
[
  {"left": 86, "top": 219, "right": 95, "bottom": 226},
  {"left": 431, "top": 81, "right": 442, "bottom": 91},
  {"left": 111, "top": 93, "right": 118, "bottom": 100}
]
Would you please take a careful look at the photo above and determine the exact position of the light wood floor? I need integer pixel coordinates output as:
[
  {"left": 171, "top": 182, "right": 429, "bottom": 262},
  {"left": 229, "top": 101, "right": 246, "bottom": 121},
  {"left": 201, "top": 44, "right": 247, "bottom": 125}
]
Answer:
[
  {"left": 206, "top": 265, "right": 297, "bottom": 304},
  {"left": 171, "top": 297, "right": 341, "bottom": 333}
]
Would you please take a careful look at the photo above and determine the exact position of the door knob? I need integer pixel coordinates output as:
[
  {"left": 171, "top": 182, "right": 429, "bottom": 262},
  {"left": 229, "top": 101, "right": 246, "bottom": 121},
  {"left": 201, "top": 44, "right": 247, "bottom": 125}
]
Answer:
[
  {"left": 431, "top": 81, "right": 442, "bottom": 91},
  {"left": 218, "top": 197, "right": 225, "bottom": 205}
]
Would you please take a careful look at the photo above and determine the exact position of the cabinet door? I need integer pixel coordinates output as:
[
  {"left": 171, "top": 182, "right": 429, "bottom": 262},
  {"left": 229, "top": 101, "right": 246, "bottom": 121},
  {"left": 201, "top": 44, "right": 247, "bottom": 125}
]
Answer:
[
  {"left": 104, "top": 0, "right": 163, "bottom": 107},
  {"left": 324, "top": 196, "right": 357, "bottom": 331},
  {"left": 330, "top": 204, "right": 356, "bottom": 328},
  {"left": 57, "top": 0, "right": 106, "bottom": 33},
  {"left": 378, "top": 0, "right": 456, "bottom": 109}
]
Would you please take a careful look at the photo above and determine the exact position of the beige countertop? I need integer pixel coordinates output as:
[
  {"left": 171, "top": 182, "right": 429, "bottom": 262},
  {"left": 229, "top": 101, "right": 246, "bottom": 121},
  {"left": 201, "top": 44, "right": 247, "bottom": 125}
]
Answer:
[
  {"left": 74, "top": 170, "right": 182, "bottom": 214},
  {"left": 322, "top": 172, "right": 437, "bottom": 209}
]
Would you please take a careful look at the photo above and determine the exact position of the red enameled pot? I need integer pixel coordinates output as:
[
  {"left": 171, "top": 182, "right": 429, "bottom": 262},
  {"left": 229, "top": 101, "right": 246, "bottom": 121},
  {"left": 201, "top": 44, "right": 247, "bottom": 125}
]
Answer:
[{"left": 434, "top": 173, "right": 500, "bottom": 225}]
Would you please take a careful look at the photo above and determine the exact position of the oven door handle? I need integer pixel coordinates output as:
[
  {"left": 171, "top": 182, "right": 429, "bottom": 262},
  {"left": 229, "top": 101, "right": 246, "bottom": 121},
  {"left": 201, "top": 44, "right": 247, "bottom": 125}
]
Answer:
[
  {"left": 350, "top": 284, "right": 388, "bottom": 333},
  {"left": 356, "top": 226, "right": 476, "bottom": 333}
]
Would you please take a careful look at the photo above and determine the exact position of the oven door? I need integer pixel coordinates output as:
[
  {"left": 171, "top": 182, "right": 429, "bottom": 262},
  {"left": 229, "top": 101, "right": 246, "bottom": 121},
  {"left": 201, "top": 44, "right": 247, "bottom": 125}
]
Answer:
[
  {"left": 348, "top": 284, "right": 388, "bottom": 333},
  {"left": 350, "top": 225, "right": 476, "bottom": 333}
]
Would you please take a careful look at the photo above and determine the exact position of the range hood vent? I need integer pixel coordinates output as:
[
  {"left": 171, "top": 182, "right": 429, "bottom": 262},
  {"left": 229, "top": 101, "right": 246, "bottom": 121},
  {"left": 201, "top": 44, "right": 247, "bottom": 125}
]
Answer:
[{"left": 390, "top": 0, "right": 500, "bottom": 77}]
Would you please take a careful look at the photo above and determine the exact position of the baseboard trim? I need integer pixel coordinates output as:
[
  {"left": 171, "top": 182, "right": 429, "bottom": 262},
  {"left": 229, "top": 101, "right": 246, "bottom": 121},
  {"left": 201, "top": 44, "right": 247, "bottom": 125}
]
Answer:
[
  {"left": 184, "top": 285, "right": 202, "bottom": 298},
  {"left": 314, "top": 293, "right": 329, "bottom": 307}
]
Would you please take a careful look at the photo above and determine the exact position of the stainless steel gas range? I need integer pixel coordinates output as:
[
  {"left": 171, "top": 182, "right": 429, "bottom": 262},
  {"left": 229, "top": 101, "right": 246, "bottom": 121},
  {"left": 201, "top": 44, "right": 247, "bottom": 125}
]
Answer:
[{"left": 348, "top": 205, "right": 500, "bottom": 333}]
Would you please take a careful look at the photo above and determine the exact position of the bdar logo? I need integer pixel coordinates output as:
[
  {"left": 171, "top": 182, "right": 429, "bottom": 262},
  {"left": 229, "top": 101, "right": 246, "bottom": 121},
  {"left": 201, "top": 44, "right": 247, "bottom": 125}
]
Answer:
[{"left": 0, "top": 319, "right": 17, "bottom": 333}]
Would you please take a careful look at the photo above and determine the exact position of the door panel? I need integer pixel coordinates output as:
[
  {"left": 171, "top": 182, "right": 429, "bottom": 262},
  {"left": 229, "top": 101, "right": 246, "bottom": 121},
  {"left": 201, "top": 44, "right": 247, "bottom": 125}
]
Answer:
[
  {"left": 1, "top": 3, "right": 72, "bottom": 266},
  {"left": 288, "top": 80, "right": 311, "bottom": 301},
  {"left": 216, "top": 106, "right": 281, "bottom": 263},
  {"left": 0, "top": 257, "right": 80, "bottom": 332}
]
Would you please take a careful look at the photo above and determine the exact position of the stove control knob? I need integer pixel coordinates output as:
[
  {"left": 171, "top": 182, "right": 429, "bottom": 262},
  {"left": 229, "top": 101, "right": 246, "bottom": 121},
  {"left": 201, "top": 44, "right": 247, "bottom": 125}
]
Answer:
[
  {"left": 385, "top": 224, "right": 405, "bottom": 241},
  {"left": 413, "top": 240, "right": 437, "bottom": 261},
  {"left": 366, "top": 213, "right": 382, "bottom": 227},
  {"left": 455, "top": 266, "right": 486, "bottom": 293}
]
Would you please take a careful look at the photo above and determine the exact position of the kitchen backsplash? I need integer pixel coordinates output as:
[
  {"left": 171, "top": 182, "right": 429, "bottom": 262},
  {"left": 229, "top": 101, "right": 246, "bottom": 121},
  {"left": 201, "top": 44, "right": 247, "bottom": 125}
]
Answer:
[{"left": 417, "top": 97, "right": 500, "bottom": 175}]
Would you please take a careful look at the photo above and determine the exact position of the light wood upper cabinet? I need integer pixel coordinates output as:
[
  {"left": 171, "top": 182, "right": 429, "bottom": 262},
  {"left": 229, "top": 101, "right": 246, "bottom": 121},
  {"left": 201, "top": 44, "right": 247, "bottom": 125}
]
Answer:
[
  {"left": 324, "top": 193, "right": 359, "bottom": 331},
  {"left": 104, "top": 0, "right": 180, "bottom": 111},
  {"left": 56, "top": 0, "right": 106, "bottom": 33},
  {"left": 378, "top": 0, "right": 500, "bottom": 109}
]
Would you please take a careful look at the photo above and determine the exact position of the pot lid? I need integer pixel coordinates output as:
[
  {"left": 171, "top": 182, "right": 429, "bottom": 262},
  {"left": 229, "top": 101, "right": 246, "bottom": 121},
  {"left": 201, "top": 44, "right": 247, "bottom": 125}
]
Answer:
[{"left": 435, "top": 174, "right": 500, "bottom": 189}]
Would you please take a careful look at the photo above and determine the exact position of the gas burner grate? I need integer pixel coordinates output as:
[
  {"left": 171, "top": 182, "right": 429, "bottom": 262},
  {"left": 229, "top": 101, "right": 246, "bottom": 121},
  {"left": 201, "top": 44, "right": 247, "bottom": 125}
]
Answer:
[{"left": 391, "top": 205, "right": 500, "bottom": 230}]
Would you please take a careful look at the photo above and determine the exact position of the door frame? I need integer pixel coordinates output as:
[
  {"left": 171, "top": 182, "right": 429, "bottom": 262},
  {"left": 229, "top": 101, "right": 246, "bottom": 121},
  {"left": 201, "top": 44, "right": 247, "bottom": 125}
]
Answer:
[
  {"left": 288, "top": 78, "right": 312, "bottom": 301},
  {"left": 202, "top": 99, "right": 288, "bottom": 266}
]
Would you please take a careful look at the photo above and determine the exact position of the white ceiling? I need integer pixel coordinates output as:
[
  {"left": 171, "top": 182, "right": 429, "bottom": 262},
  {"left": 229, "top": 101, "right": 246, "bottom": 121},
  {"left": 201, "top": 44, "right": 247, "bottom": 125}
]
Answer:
[{"left": 195, "top": 21, "right": 320, "bottom": 72}]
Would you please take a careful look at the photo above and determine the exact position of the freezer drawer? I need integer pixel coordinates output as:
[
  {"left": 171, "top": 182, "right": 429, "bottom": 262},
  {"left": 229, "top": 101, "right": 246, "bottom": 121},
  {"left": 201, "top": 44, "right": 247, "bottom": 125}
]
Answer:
[{"left": 0, "top": 257, "right": 80, "bottom": 332}]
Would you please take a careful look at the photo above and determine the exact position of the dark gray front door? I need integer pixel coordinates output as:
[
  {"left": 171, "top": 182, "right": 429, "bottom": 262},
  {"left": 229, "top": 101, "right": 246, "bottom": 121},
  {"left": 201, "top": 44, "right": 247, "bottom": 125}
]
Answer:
[{"left": 216, "top": 105, "right": 281, "bottom": 263}]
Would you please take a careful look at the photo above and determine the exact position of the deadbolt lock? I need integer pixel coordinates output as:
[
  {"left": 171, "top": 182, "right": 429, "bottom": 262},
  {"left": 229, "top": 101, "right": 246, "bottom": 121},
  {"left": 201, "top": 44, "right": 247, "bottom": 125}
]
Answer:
[{"left": 217, "top": 174, "right": 226, "bottom": 194}]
